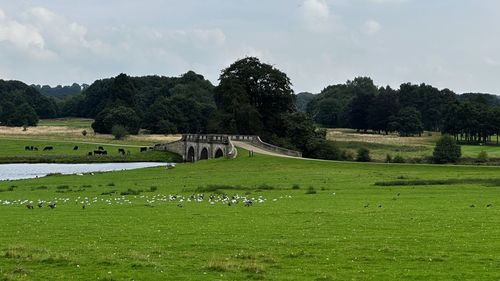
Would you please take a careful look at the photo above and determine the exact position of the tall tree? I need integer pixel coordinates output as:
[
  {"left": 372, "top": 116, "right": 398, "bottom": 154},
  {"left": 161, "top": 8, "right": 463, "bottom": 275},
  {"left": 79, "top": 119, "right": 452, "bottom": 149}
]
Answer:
[{"left": 213, "top": 57, "right": 295, "bottom": 136}]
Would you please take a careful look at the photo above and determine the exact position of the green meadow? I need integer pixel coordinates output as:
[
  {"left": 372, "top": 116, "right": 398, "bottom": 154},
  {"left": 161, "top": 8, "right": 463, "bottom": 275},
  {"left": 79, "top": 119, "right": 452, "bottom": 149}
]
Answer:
[
  {"left": 0, "top": 138, "right": 179, "bottom": 163},
  {"left": 0, "top": 150, "right": 499, "bottom": 280}
]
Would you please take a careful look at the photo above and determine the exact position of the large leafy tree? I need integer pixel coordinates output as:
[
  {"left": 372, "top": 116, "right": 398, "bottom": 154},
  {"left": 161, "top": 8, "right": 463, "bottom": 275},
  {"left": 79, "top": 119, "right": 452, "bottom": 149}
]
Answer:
[
  {"left": 388, "top": 107, "right": 424, "bottom": 137},
  {"left": 92, "top": 106, "right": 141, "bottom": 134},
  {"left": 212, "top": 57, "right": 295, "bottom": 136},
  {"left": 347, "top": 77, "right": 378, "bottom": 132}
]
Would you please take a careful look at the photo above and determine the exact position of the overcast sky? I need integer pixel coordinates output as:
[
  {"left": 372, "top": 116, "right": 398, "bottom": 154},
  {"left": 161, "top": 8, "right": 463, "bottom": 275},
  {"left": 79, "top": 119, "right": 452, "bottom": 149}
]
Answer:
[{"left": 1, "top": 0, "right": 500, "bottom": 94}]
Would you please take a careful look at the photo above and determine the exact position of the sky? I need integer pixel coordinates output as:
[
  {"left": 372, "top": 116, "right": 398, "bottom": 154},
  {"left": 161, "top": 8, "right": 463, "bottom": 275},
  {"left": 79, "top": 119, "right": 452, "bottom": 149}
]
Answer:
[{"left": 1, "top": 0, "right": 500, "bottom": 95}]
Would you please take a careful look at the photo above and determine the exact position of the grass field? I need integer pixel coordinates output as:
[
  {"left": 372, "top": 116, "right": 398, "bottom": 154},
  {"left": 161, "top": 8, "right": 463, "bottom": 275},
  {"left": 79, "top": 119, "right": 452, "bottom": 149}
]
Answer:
[
  {"left": 0, "top": 138, "right": 180, "bottom": 163},
  {"left": 1, "top": 150, "right": 499, "bottom": 280},
  {"left": 37, "top": 119, "right": 94, "bottom": 129},
  {"left": 328, "top": 128, "right": 500, "bottom": 161}
]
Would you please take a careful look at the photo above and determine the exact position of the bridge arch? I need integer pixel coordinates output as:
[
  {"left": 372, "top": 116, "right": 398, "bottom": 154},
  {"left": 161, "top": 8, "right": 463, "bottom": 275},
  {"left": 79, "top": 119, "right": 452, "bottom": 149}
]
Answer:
[
  {"left": 215, "top": 148, "right": 224, "bottom": 158},
  {"left": 200, "top": 147, "right": 209, "bottom": 160},
  {"left": 187, "top": 146, "right": 195, "bottom": 162}
]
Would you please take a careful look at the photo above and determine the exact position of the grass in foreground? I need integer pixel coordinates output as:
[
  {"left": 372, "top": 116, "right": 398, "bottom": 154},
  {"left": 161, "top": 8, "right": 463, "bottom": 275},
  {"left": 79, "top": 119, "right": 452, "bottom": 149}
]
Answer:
[{"left": 0, "top": 149, "right": 499, "bottom": 280}]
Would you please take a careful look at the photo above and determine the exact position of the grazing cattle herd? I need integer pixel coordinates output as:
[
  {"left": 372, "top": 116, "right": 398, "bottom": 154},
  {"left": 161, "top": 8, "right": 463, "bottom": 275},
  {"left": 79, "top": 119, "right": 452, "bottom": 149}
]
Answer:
[{"left": 21, "top": 144, "right": 151, "bottom": 157}]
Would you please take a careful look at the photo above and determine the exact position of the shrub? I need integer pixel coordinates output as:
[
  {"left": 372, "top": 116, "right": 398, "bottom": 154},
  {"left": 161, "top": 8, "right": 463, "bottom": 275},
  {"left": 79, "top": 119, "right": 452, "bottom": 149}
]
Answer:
[
  {"left": 477, "top": 151, "right": 488, "bottom": 163},
  {"left": 305, "top": 139, "right": 341, "bottom": 160},
  {"left": 305, "top": 186, "right": 317, "bottom": 194},
  {"left": 120, "top": 188, "right": 142, "bottom": 196},
  {"left": 392, "top": 155, "right": 406, "bottom": 163},
  {"left": 82, "top": 130, "right": 87, "bottom": 137},
  {"left": 149, "top": 186, "right": 158, "bottom": 192},
  {"left": 111, "top": 125, "right": 129, "bottom": 140},
  {"left": 433, "top": 135, "right": 461, "bottom": 164},
  {"left": 356, "top": 148, "right": 371, "bottom": 162},
  {"left": 291, "top": 184, "right": 300, "bottom": 190},
  {"left": 385, "top": 154, "right": 393, "bottom": 163},
  {"left": 341, "top": 150, "right": 355, "bottom": 161}
]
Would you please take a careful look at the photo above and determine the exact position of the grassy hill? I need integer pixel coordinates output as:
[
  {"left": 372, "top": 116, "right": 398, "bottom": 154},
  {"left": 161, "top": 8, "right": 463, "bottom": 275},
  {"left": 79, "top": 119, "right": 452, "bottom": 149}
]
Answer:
[{"left": 0, "top": 149, "right": 499, "bottom": 280}]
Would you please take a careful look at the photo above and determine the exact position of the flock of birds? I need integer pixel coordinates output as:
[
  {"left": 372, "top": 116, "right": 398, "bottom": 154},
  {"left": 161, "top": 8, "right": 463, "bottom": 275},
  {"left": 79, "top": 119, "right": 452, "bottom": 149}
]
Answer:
[
  {"left": 0, "top": 193, "right": 292, "bottom": 210},
  {"left": 0, "top": 192, "right": 494, "bottom": 210}
]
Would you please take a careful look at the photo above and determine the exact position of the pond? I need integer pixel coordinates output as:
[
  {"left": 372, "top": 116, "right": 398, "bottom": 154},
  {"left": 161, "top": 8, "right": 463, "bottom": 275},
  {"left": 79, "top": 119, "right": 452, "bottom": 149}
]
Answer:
[{"left": 0, "top": 162, "right": 171, "bottom": 181}]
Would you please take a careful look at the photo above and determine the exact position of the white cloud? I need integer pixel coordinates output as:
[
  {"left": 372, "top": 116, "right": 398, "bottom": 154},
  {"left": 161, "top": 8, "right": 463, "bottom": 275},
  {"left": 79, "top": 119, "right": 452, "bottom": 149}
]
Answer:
[
  {"left": 0, "top": 19, "right": 45, "bottom": 49},
  {"left": 363, "top": 20, "right": 381, "bottom": 35},
  {"left": 0, "top": 9, "right": 5, "bottom": 20},
  {"left": 301, "top": 0, "right": 332, "bottom": 33}
]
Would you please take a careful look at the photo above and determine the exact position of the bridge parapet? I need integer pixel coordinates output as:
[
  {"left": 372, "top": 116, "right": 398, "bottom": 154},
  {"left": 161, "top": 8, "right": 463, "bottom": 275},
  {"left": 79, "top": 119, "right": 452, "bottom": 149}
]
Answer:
[
  {"left": 230, "top": 135, "right": 302, "bottom": 157},
  {"left": 155, "top": 134, "right": 301, "bottom": 162}
]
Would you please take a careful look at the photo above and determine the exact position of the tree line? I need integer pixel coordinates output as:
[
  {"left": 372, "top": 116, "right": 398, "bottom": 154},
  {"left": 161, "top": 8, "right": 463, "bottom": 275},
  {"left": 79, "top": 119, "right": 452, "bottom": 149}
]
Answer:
[
  {"left": 1, "top": 57, "right": 500, "bottom": 159},
  {"left": 303, "top": 77, "right": 500, "bottom": 143},
  {"left": 0, "top": 80, "right": 58, "bottom": 126}
]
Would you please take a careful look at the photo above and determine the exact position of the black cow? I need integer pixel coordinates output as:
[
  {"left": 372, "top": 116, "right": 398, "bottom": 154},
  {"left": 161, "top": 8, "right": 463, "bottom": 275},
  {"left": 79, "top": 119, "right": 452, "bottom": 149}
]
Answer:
[
  {"left": 43, "top": 146, "right": 53, "bottom": 151},
  {"left": 73, "top": 146, "right": 79, "bottom": 150},
  {"left": 118, "top": 148, "right": 126, "bottom": 155},
  {"left": 98, "top": 146, "right": 104, "bottom": 150},
  {"left": 102, "top": 150, "right": 108, "bottom": 155},
  {"left": 94, "top": 150, "right": 103, "bottom": 156},
  {"left": 37, "top": 201, "right": 43, "bottom": 208},
  {"left": 88, "top": 152, "right": 93, "bottom": 156},
  {"left": 26, "top": 203, "right": 34, "bottom": 209},
  {"left": 25, "top": 146, "right": 30, "bottom": 151},
  {"left": 34, "top": 147, "right": 38, "bottom": 151},
  {"left": 48, "top": 203, "right": 56, "bottom": 209},
  {"left": 140, "top": 147, "right": 148, "bottom": 152}
]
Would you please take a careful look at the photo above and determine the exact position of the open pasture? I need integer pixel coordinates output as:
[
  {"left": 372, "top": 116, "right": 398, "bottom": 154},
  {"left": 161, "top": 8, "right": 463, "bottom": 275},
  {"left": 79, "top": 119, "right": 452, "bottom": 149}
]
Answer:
[
  {"left": 328, "top": 128, "right": 500, "bottom": 161},
  {"left": 37, "top": 119, "right": 94, "bottom": 129},
  {"left": 0, "top": 138, "right": 179, "bottom": 163},
  {"left": 0, "top": 150, "right": 499, "bottom": 280}
]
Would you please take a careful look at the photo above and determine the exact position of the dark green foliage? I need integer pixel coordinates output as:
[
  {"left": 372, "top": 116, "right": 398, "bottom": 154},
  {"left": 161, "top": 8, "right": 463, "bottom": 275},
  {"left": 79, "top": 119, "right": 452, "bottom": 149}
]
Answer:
[
  {"left": 111, "top": 125, "right": 129, "bottom": 140},
  {"left": 385, "top": 154, "right": 393, "bottom": 163},
  {"left": 433, "top": 135, "right": 462, "bottom": 163},
  {"left": 210, "top": 57, "right": 330, "bottom": 158},
  {"left": 306, "top": 84, "right": 353, "bottom": 128},
  {"left": 356, "top": 148, "right": 371, "bottom": 162},
  {"left": 191, "top": 184, "right": 275, "bottom": 193},
  {"left": 92, "top": 106, "right": 140, "bottom": 134},
  {"left": 348, "top": 77, "right": 378, "bottom": 132},
  {"left": 305, "top": 139, "right": 341, "bottom": 160},
  {"left": 295, "top": 92, "right": 315, "bottom": 112},
  {"left": 305, "top": 186, "right": 317, "bottom": 194},
  {"left": 68, "top": 72, "right": 215, "bottom": 134},
  {"left": 211, "top": 57, "right": 294, "bottom": 135},
  {"left": 375, "top": 178, "right": 500, "bottom": 186},
  {"left": 120, "top": 188, "right": 142, "bottom": 196},
  {"left": 368, "top": 86, "right": 400, "bottom": 133},
  {"left": 389, "top": 107, "right": 424, "bottom": 137},
  {"left": 0, "top": 79, "right": 57, "bottom": 126},
  {"left": 392, "top": 155, "right": 406, "bottom": 163},
  {"left": 32, "top": 83, "right": 85, "bottom": 98}
]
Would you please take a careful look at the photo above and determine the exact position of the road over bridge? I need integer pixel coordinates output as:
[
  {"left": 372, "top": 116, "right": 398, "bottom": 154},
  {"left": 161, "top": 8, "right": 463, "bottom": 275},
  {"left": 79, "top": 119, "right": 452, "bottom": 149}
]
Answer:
[{"left": 155, "top": 134, "right": 302, "bottom": 162}]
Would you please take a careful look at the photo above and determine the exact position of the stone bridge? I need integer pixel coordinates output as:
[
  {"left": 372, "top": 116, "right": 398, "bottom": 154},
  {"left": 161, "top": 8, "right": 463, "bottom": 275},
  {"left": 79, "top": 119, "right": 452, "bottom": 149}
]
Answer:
[{"left": 155, "top": 134, "right": 302, "bottom": 162}]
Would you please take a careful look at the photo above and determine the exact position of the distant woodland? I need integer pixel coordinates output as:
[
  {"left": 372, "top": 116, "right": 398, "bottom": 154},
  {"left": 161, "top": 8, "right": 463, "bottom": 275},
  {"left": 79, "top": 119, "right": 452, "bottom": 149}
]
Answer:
[{"left": 1, "top": 57, "right": 500, "bottom": 158}]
